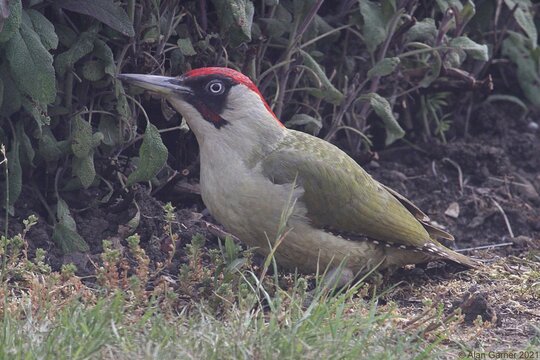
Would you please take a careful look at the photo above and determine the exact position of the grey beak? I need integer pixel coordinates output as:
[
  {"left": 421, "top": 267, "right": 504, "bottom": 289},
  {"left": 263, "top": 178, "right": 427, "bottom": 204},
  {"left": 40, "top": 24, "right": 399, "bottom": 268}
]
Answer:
[{"left": 117, "top": 74, "right": 192, "bottom": 96}]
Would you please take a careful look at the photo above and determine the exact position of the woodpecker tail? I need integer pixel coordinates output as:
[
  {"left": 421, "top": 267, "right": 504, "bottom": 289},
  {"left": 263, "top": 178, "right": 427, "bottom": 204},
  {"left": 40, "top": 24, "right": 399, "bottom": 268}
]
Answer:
[{"left": 425, "top": 241, "right": 484, "bottom": 269}]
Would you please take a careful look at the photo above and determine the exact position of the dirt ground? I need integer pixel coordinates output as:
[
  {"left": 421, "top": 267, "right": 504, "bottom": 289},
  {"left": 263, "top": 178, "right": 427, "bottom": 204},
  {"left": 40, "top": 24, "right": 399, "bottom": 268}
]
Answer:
[
  {"left": 3, "top": 102, "right": 540, "bottom": 351},
  {"left": 373, "top": 102, "right": 540, "bottom": 352}
]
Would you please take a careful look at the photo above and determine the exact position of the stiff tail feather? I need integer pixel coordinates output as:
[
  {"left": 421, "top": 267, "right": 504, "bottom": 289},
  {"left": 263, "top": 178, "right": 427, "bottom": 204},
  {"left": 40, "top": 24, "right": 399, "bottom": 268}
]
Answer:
[{"left": 425, "top": 241, "right": 482, "bottom": 269}]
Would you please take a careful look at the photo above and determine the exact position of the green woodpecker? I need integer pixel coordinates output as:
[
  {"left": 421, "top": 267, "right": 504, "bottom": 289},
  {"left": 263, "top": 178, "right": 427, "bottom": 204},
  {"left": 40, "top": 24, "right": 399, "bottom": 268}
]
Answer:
[{"left": 118, "top": 67, "right": 479, "bottom": 276}]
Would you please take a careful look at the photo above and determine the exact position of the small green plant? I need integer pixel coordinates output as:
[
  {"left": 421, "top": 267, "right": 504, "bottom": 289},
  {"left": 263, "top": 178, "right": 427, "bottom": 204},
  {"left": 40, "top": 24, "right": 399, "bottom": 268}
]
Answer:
[
  {"left": 419, "top": 92, "right": 452, "bottom": 143},
  {"left": 161, "top": 202, "right": 178, "bottom": 269},
  {"left": 96, "top": 239, "right": 122, "bottom": 290},
  {"left": 0, "top": 214, "right": 40, "bottom": 280},
  {"left": 26, "top": 248, "right": 51, "bottom": 274},
  {"left": 60, "top": 263, "right": 77, "bottom": 280},
  {"left": 126, "top": 234, "right": 150, "bottom": 299}
]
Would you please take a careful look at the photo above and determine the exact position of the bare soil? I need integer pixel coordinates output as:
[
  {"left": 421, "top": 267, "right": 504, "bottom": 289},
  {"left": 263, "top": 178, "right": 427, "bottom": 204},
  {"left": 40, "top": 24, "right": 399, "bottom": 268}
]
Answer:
[{"left": 372, "top": 102, "right": 540, "bottom": 351}]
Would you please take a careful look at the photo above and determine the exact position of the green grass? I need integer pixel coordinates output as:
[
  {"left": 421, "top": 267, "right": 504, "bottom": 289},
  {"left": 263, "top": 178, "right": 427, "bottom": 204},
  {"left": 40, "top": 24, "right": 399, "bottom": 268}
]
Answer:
[
  {"left": 0, "top": 283, "right": 442, "bottom": 360},
  {"left": 0, "top": 217, "right": 444, "bottom": 359},
  {"left": 2, "top": 215, "right": 538, "bottom": 359}
]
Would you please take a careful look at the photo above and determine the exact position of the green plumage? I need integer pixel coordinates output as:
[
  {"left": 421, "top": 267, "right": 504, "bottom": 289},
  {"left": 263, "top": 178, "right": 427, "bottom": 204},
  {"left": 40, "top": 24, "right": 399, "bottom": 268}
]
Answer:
[{"left": 261, "top": 130, "right": 478, "bottom": 268}]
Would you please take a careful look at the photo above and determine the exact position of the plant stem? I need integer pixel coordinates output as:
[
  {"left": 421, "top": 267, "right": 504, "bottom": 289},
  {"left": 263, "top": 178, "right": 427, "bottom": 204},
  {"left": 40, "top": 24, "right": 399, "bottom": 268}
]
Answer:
[
  {"left": 274, "top": 0, "right": 325, "bottom": 118},
  {"left": 1, "top": 144, "right": 9, "bottom": 349}
]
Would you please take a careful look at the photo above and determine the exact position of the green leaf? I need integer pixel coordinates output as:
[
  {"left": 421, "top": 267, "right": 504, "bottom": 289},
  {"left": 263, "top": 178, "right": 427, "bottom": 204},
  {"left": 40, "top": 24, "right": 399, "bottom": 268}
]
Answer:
[
  {"left": 54, "top": 29, "right": 97, "bottom": 77},
  {"left": 15, "top": 121, "right": 35, "bottom": 167},
  {"left": 312, "top": 15, "right": 337, "bottom": 42},
  {"left": 82, "top": 59, "right": 105, "bottom": 81},
  {"left": 435, "top": 0, "right": 463, "bottom": 12},
  {"left": 25, "top": 9, "right": 58, "bottom": 50},
  {"left": 177, "top": 38, "right": 197, "bottom": 56},
  {"left": 4, "top": 16, "right": 56, "bottom": 104},
  {"left": 22, "top": 98, "right": 50, "bottom": 137},
  {"left": 503, "top": 0, "right": 537, "bottom": 45},
  {"left": 52, "top": 198, "right": 90, "bottom": 253},
  {"left": 142, "top": 26, "right": 159, "bottom": 44},
  {"left": 285, "top": 113, "right": 322, "bottom": 136},
  {"left": 126, "top": 123, "right": 168, "bottom": 186},
  {"left": 0, "top": 63, "right": 21, "bottom": 116},
  {"left": 367, "top": 57, "right": 400, "bottom": 78},
  {"left": 115, "top": 91, "right": 131, "bottom": 122},
  {"left": 259, "top": 18, "right": 288, "bottom": 39},
  {"left": 421, "top": 54, "right": 442, "bottom": 88},
  {"left": 39, "top": 129, "right": 70, "bottom": 162},
  {"left": 93, "top": 39, "right": 115, "bottom": 76},
  {"left": 92, "top": 132, "right": 104, "bottom": 147},
  {"left": 70, "top": 115, "right": 99, "bottom": 188},
  {"left": 55, "top": 23, "right": 77, "bottom": 47},
  {"left": 404, "top": 18, "right": 437, "bottom": 43},
  {"left": 55, "top": 0, "right": 134, "bottom": 37},
  {"left": 72, "top": 154, "right": 95, "bottom": 189},
  {"left": 0, "top": 0, "right": 21, "bottom": 43},
  {"left": 72, "top": 115, "right": 94, "bottom": 158},
  {"left": 126, "top": 202, "right": 140, "bottom": 233},
  {"left": 358, "top": 0, "right": 387, "bottom": 54},
  {"left": 259, "top": 4, "right": 293, "bottom": 38},
  {"left": 71, "top": 115, "right": 103, "bottom": 189},
  {"left": 444, "top": 48, "right": 463, "bottom": 68},
  {"left": 300, "top": 49, "right": 343, "bottom": 104},
  {"left": 56, "top": 198, "right": 76, "bottom": 230},
  {"left": 485, "top": 94, "right": 528, "bottom": 120},
  {"left": 460, "top": 0, "right": 476, "bottom": 26},
  {"left": 52, "top": 222, "right": 90, "bottom": 253},
  {"left": 449, "top": 36, "right": 488, "bottom": 61},
  {"left": 210, "top": 0, "right": 254, "bottom": 46},
  {"left": 403, "top": 42, "right": 442, "bottom": 88},
  {"left": 360, "top": 93, "right": 405, "bottom": 145},
  {"left": 502, "top": 31, "right": 540, "bottom": 107},
  {"left": 99, "top": 115, "right": 121, "bottom": 146}
]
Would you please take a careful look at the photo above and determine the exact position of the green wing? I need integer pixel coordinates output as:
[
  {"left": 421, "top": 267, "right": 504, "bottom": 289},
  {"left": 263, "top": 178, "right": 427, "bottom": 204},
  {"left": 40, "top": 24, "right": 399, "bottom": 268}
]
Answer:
[{"left": 261, "top": 130, "right": 446, "bottom": 248}]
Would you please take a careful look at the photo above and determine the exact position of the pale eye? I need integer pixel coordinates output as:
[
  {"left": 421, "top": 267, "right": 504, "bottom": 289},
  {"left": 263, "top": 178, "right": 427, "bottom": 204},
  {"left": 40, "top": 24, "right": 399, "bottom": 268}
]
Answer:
[{"left": 207, "top": 80, "right": 225, "bottom": 95}]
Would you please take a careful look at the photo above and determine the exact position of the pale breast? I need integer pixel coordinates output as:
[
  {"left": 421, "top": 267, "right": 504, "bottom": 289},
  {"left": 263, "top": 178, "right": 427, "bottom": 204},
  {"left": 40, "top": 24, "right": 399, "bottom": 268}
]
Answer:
[{"left": 199, "top": 147, "right": 306, "bottom": 248}]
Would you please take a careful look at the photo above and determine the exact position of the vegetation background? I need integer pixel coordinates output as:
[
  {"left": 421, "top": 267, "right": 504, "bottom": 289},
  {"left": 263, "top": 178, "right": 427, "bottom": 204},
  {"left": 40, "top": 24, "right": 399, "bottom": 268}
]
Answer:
[{"left": 0, "top": 0, "right": 539, "bottom": 358}]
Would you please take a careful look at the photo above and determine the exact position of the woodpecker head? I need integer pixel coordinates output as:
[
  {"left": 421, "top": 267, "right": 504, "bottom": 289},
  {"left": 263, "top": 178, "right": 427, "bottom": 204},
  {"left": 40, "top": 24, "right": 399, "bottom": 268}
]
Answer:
[{"left": 118, "top": 68, "right": 285, "bottom": 148}]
